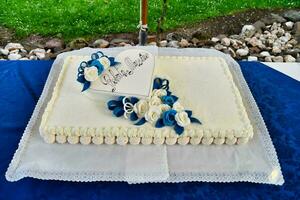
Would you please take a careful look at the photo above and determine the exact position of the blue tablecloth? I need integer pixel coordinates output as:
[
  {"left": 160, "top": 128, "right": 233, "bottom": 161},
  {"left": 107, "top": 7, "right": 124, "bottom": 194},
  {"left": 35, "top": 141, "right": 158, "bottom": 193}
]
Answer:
[{"left": 0, "top": 60, "right": 299, "bottom": 200}]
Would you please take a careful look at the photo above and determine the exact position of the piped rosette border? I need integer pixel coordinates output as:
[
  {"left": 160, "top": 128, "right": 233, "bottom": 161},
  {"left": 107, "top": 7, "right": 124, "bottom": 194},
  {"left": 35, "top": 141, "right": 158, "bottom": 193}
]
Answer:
[{"left": 107, "top": 77, "right": 202, "bottom": 136}]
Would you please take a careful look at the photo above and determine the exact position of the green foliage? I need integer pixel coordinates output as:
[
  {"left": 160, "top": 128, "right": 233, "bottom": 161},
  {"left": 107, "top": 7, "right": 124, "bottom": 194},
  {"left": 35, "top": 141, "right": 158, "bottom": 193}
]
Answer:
[{"left": 0, "top": 0, "right": 299, "bottom": 40}]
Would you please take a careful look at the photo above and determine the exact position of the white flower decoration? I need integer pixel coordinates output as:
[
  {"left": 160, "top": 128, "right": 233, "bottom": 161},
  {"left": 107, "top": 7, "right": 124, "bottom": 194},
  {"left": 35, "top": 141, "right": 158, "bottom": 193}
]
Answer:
[
  {"left": 99, "top": 57, "right": 111, "bottom": 69},
  {"left": 149, "top": 96, "right": 162, "bottom": 106},
  {"left": 173, "top": 102, "right": 184, "bottom": 112},
  {"left": 133, "top": 100, "right": 149, "bottom": 118},
  {"left": 145, "top": 106, "right": 162, "bottom": 124},
  {"left": 151, "top": 89, "right": 167, "bottom": 98},
  {"left": 159, "top": 104, "right": 171, "bottom": 112},
  {"left": 84, "top": 66, "right": 99, "bottom": 82},
  {"left": 175, "top": 111, "right": 191, "bottom": 127}
]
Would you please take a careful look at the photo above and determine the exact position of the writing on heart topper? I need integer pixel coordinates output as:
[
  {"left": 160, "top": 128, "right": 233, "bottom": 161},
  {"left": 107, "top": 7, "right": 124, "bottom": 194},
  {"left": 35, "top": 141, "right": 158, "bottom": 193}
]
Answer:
[{"left": 76, "top": 48, "right": 156, "bottom": 98}]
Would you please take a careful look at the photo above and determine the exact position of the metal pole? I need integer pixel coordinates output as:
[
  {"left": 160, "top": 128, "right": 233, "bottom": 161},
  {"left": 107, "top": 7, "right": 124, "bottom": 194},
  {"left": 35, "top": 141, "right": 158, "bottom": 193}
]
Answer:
[{"left": 139, "top": 0, "right": 148, "bottom": 46}]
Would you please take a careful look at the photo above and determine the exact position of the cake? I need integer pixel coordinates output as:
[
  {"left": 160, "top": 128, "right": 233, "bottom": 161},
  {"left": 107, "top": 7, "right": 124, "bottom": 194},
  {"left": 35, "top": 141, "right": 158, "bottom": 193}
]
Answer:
[{"left": 39, "top": 51, "right": 254, "bottom": 145}]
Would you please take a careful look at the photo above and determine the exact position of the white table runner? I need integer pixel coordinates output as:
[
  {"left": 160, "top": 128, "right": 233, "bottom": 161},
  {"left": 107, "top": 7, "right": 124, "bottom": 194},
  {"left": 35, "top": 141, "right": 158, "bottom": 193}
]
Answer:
[{"left": 5, "top": 47, "right": 284, "bottom": 185}]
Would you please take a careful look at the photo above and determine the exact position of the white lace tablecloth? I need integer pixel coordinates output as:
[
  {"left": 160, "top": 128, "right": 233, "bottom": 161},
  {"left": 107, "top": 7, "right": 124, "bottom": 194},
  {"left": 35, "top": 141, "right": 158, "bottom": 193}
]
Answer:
[{"left": 5, "top": 47, "right": 284, "bottom": 185}]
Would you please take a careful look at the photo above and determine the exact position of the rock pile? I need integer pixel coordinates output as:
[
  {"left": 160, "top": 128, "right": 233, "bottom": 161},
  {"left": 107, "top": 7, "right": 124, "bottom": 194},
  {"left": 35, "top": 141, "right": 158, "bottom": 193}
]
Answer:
[{"left": 0, "top": 10, "right": 299, "bottom": 62}]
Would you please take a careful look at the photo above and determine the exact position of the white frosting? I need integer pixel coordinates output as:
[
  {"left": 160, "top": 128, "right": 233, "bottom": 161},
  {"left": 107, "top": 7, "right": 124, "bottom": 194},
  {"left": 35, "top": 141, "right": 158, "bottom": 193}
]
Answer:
[
  {"left": 92, "top": 136, "right": 103, "bottom": 145},
  {"left": 178, "top": 137, "right": 190, "bottom": 145},
  {"left": 153, "top": 137, "right": 165, "bottom": 145},
  {"left": 141, "top": 137, "right": 153, "bottom": 145},
  {"left": 56, "top": 135, "right": 67, "bottom": 144},
  {"left": 190, "top": 137, "right": 201, "bottom": 145},
  {"left": 165, "top": 137, "right": 177, "bottom": 145},
  {"left": 116, "top": 136, "right": 128, "bottom": 145},
  {"left": 67, "top": 136, "right": 79, "bottom": 144},
  {"left": 129, "top": 137, "right": 141, "bottom": 145},
  {"left": 80, "top": 136, "right": 91, "bottom": 145},
  {"left": 40, "top": 56, "right": 254, "bottom": 145},
  {"left": 104, "top": 136, "right": 115, "bottom": 145}
]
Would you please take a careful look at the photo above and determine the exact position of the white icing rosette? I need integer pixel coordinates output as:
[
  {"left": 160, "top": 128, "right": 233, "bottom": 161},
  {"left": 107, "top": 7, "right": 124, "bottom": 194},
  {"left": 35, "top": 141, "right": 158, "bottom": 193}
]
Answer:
[
  {"left": 173, "top": 102, "right": 185, "bottom": 112},
  {"left": 99, "top": 56, "right": 111, "bottom": 69},
  {"left": 145, "top": 106, "right": 162, "bottom": 124},
  {"left": 148, "top": 96, "right": 162, "bottom": 106},
  {"left": 159, "top": 104, "right": 171, "bottom": 112},
  {"left": 175, "top": 111, "right": 191, "bottom": 127},
  {"left": 133, "top": 99, "right": 149, "bottom": 118},
  {"left": 151, "top": 89, "right": 167, "bottom": 98},
  {"left": 84, "top": 66, "right": 99, "bottom": 82}
]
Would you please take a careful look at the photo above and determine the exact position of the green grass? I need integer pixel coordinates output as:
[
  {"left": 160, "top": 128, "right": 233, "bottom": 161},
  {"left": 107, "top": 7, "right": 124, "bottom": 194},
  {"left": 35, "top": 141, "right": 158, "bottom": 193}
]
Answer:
[{"left": 0, "top": 0, "right": 299, "bottom": 40}]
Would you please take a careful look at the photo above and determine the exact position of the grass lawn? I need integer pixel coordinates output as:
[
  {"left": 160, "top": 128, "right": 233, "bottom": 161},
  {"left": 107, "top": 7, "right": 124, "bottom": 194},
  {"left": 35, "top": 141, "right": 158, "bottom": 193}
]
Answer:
[{"left": 0, "top": 0, "right": 299, "bottom": 40}]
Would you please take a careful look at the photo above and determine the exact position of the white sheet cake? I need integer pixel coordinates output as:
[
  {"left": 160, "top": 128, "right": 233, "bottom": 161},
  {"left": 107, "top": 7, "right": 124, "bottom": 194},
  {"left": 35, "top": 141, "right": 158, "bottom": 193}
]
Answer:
[{"left": 40, "top": 55, "right": 253, "bottom": 145}]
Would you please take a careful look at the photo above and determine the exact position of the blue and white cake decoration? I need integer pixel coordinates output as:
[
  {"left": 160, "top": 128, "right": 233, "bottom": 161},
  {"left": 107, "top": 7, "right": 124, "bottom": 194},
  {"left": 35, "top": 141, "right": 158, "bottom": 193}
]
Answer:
[
  {"left": 77, "top": 51, "right": 118, "bottom": 92},
  {"left": 107, "top": 77, "right": 201, "bottom": 135}
]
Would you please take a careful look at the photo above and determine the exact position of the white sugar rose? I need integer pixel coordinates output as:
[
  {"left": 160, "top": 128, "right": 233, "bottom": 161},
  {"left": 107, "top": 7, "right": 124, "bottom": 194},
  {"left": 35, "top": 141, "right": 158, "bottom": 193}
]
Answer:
[
  {"left": 175, "top": 111, "right": 191, "bottom": 127},
  {"left": 159, "top": 104, "right": 171, "bottom": 112},
  {"left": 133, "top": 100, "right": 149, "bottom": 118},
  {"left": 173, "top": 102, "right": 184, "bottom": 112},
  {"left": 151, "top": 89, "right": 167, "bottom": 98},
  {"left": 84, "top": 66, "right": 99, "bottom": 82},
  {"left": 145, "top": 106, "right": 162, "bottom": 124},
  {"left": 149, "top": 96, "right": 162, "bottom": 106},
  {"left": 99, "top": 56, "right": 111, "bottom": 69}
]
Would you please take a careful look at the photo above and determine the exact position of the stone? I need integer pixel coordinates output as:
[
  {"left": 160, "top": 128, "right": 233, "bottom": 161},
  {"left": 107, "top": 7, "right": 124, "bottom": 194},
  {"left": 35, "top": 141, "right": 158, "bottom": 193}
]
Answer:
[
  {"left": 253, "top": 20, "right": 266, "bottom": 32},
  {"left": 221, "top": 38, "right": 231, "bottom": 46},
  {"left": 29, "top": 55, "right": 37, "bottom": 60},
  {"left": 214, "top": 44, "right": 225, "bottom": 51},
  {"left": 110, "top": 38, "right": 130, "bottom": 45},
  {"left": 118, "top": 42, "right": 131, "bottom": 47},
  {"left": 283, "top": 10, "right": 300, "bottom": 22},
  {"left": 36, "top": 52, "right": 45, "bottom": 60},
  {"left": 261, "top": 13, "right": 286, "bottom": 25},
  {"left": 8, "top": 53, "right": 22, "bottom": 60},
  {"left": 278, "top": 36, "right": 290, "bottom": 44},
  {"left": 241, "top": 25, "right": 256, "bottom": 38},
  {"left": 236, "top": 48, "right": 249, "bottom": 57},
  {"left": 272, "top": 46, "right": 281, "bottom": 54},
  {"left": 179, "top": 39, "right": 189, "bottom": 48},
  {"left": 191, "top": 38, "right": 199, "bottom": 45},
  {"left": 211, "top": 37, "right": 220, "bottom": 43},
  {"left": 10, "top": 49, "right": 19, "bottom": 54},
  {"left": 216, "top": 34, "right": 227, "bottom": 40},
  {"left": 0, "top": 48, "right": 9, "bottom": 56},
  {"left": 248, "top": 56, "right": 258, "bottom": 61},
  {"left": 92, "top": 39, "right": 109, "bottom": 48},
  {"left": 288, "top": 38, "right": 297, "bottom": 46},
  {"left": 167, "top": 40, "right": 179, "bottom": 48},
  {"left": 148, "top": 42, "right": 157, "bottom": 46},
  {"left": 159, "top": 40, "right": 168, "bottom": 47},
  {"left": 292, "top": 22, "right": 300, "bottom": 35},
  {"left": 272, "top": 56, "right": 283, "bottom": 62},
  {"left": 4, "top": 43, "right": 24, "bottom": 51},
  {"left": 229, "top": 34, "right": 241, "bottom": 40},
  {"left": 167, "top": 32, "right": 191, "bottom": 41},
  {"left": 284, "top": 48, "right": 300, "bottom": 58},
  {"left": 226, "top": 47, "right": 236, "bottom": 58},
  {"left": 20, "top": 57, "right": 29, "bottom": 60},
  {"left": 29, "top": 48, "right": 46, "bottom": 55},
  {"left": 68, "top": 38, "right": 88, "bottom": 49},
  {"left": 248, "top": 37, "right": 263, "bottom": 47},
  {"left": 285, "top": 21, "right": 294, "bottom": 30},
  {"left": 260, "top": 51, "right": 271, "bottom": 57},
  {"left": 191, "top": 29, "right": 209, "bottom": 40},
  {"left": 265, "top": 56, "right": 273, "bottom": 62},
  {"left": 284, "top": 55, "right": 296, "bottom": 62},
  {"left": 249, "top": 47, "right": 261, "bottom": 54},
  {"left": 45, "top": 38, "right": 64, "bottom": 51}
]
